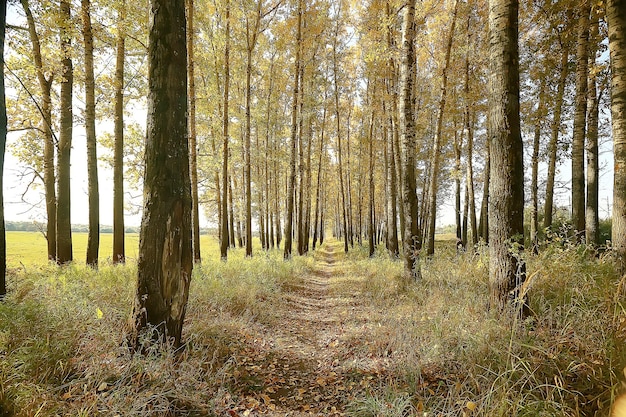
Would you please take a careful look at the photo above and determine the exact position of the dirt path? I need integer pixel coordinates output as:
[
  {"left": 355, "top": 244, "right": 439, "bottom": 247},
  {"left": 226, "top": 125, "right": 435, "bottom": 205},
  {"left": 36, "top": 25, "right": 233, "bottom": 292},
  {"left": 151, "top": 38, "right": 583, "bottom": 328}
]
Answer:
[{"left": 226, "top": 241, "right": 393, "bottom": 416}]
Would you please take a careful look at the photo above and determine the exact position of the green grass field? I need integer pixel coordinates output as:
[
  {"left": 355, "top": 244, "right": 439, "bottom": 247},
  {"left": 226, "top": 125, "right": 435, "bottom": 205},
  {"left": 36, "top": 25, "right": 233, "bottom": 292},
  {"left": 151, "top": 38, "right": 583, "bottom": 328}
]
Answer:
[{"left": 4, "top": 231, "right": 226, "bottom": 267}]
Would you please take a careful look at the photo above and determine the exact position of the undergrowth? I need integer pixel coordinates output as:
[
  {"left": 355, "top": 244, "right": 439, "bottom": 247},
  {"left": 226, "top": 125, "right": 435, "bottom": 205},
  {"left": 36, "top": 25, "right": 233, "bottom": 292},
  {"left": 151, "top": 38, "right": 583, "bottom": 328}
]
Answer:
[
  {"left": 346, "top": 240, "right": 625, "bottom": 417},
  {"left": 0, "top": 238, "right": 624, "bottom": 416},
  {"left": 0, "top": 246, "right": 306, "bottom": 416}
]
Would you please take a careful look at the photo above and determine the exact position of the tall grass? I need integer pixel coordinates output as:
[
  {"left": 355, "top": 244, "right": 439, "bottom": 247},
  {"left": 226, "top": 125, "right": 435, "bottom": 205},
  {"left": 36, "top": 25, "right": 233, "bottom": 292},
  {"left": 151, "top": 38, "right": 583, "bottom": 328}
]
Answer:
[
  {"left": 346, "top": 240, "right": 624, "bottom": 416},
  {"left": 0, "top": 242, "right": 306, "bottom": 416}
]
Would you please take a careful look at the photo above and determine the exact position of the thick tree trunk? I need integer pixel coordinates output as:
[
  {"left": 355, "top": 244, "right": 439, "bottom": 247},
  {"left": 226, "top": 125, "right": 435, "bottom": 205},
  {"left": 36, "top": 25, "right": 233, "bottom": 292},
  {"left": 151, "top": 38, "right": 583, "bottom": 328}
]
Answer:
[
  {"left": 131, "top": 0, "right": 192, "bottom": 350},
  {"left": 385, "top": 103, "right": 399, "bottom": 257},
  {"left": 284, "top": 0, "right": 302, "bottom": 259},
  {"left": 186, "top": 0, "right": 201, "bottom": 263},
  {"left": 425, "top": 0, "right": 459, "bottom": 257},
  {"left": 113, "top": 1, "right": 125, "bottom": 264},
  {"left": 56, "top": 0, "right": 73, "bottom": 265},
  {"left": 487, "top": 0, "right": 527, "bottom": 314},
  {"left": 400, "top": 0, "right": 421, "bottom": 280},
  {"left": 586, "top": 17, "right": 599, "bottom": 246},
  {"left": 220, "top": 0, "right": 231, "bottom": 259},
  {"left": 21, "top": 0, "right": 56, "bottom": 261},
  {"left": 572, "top": 4, "right": 590, "bottom": 240},
  {"left": 608, "top": 0, "right": 626, "bottom": 272},
  {"left": 82, "top": 0, "right": 99, "bottom": 268},
  {"left": 544, "top": 46, "right": 569, "bottom": 228}
]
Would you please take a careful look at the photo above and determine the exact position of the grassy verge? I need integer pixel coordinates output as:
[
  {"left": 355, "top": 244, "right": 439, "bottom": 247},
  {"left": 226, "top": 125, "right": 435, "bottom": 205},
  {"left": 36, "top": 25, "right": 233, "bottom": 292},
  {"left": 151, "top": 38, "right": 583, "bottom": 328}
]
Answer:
[
  {"left": 345, "top": 240, "right": 625, "bottom": 416},
  {"left": 0, "top": 241, "right": 307, "bottom": 416}
]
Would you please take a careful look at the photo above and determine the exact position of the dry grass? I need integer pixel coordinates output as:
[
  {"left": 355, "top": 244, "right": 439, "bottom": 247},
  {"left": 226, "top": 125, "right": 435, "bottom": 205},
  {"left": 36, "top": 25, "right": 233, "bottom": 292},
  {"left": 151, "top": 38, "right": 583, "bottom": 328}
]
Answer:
[{"left": 0, "top": 235, "right": 624, "bottom": 416}]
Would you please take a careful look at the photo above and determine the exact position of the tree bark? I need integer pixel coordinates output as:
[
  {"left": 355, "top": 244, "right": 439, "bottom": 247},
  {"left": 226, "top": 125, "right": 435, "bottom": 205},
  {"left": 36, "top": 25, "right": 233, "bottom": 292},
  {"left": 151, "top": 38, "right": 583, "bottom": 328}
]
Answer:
[
  {"left": 487, "top": 0, "right": 527, "bottom": 314},
  {"left": 186, "top": 0, "right": 201, "bottom": 263},
  {"left": 21, "top": 0, "right": 56, "bottom": 261},
  {"left": 425, "top": 0, "right": 459, "bottom": 257},
  {"left": 113, "top": 0, "right": 125, "bottom": 264},
  {"left": 608, "top": 0, "right": 626, "bottom": 272},
  {"left": 530, "top": 82, "right": 546, "bottom": 254},
  {"left": 333, "top": 8, "right": 349, "bottom": 254},
  {"left": 368, "top": 108, "right": 376, "bottom": 257},
  {"left": 220, "top": 0, "right": 231, "bottom": 259},
  {"left": 544, "top": 46, "right": 569, "bottom": 229},
  {"left": 131, "top": 0, "right": 191, "bottom": 349},
  {"left": 0, "top": 0, "right": 6, "bottom": 298},
  {"left": 284, "top": 0, "right": 302, "bottom": 259},
  {"left": 82, "top": 0, "right": 99, "bottom": 268},
  {"left": 385, "top": 101, "right": 399, "bottom": 257},
  {"left": 478, "top": 135, "right": 490, "bottom": 243},
  {"left": 312, "top": 92, "right": 327, "bottom": 250},
  {"left": 56, "top": 0, "right": 73, "bottom": 265},
  {"left": 400, "top": 0, "right": 421, "bottom": 280},
  {"left": 572, "top": 4, "right": 590, "bottom": 241},
  {"left": 585, "top": 16, "right": 599, "bottom": 246}
]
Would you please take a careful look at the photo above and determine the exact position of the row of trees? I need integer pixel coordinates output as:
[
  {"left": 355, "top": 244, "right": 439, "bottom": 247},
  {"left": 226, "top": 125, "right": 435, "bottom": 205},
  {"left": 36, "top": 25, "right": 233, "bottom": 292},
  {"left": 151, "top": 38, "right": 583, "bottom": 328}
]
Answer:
[{"left": 0, "top": 0, "right": 625, "bottom": 346}]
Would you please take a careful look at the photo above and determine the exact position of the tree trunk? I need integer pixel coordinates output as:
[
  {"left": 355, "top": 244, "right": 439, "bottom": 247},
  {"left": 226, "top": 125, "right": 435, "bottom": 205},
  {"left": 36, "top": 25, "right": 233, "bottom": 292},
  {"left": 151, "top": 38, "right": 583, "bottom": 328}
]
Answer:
[
  {"left": 368, "top": 108, "right": 376, "bottom": 257},
  {"left": 82, "top": 0, "right": 99, "bottom": 268},
  {"left": 243, "top": 2, "right": 262, "bottom": 257},
  {"left": 56, "top": 0, "right": 73, "bottom": 265},
  {"left": 454, "top": 128, "right": 462, "bottom": 244},
  {"left": 487, "top": 0, "right": 527, "bottom": 314},
  {"left": 312, "top": 96, "right": 327, "bottom": 250},
  {"left": 0, "top": 0, "right": 6, "bottom": 298},
  {"left": 333, "top": 11, "right": 349, "bottom": 254},
  {"left": 113, "top": 0, "right": 125, "bottom": 264},
  {"left": 400, "top": 0, "right": 421, "bottom": 280},
  {"left": 572, "top": 4, "right": 590, "bottom": 240},
  {"left": 478, "top": 135, "right": 490, "bottom": 243},
  {"left": 220, "top": 0, "right": 231, "bottom": 259},
  {"left": 130, "top": 0, "right": 192, "bottom": 350},
  {"left": 530, "top": 82, "right": 546, "bottom": 254},
  {"left": 21, "top": 0, "right": 56, "bottom": 261},
  {"left": 463, "top": 21, "right": 478, "bottom": 246},
  {"left": 186, "top": 0, "right": 201, "bottom": 263},
  {"left": 586, "top": 17, "right": 599, "bottom": 246},
  {"left": 608, "top": 0, "right": 626, "bottom": 272},
  {"left": 544, "top": 46, "right": 569, "bottom": 228},
  {"left": 385, "top": 101, "right": 399, "bottom": 257},
  {"left": 284, "top": 0, "right": 302, "bottom": 259},
  {"left": 425, "top": 0, "right": 459, "bottom": 257}
]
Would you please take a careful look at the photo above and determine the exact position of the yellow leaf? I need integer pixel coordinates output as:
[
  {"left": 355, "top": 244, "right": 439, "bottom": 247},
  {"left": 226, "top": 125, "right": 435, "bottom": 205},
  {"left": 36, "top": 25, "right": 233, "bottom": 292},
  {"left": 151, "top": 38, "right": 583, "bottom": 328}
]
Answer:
[
  {"left": 96, "top": 308, "right": 103, "bottom": 320},
  {"left": 466, "top": 401, "right": 477, "bottom": 411}
]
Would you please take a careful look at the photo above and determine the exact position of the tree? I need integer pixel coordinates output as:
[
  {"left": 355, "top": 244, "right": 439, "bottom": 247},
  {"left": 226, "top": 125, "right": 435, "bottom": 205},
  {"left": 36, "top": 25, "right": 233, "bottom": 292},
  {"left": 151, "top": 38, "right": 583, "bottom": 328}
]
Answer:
[
  {"left": 487, "top": 0, "right": 527, "bottom": 313},
  {"left": 220, "top": 0, "right": 231, "bottom": 260},
  {"left": 130, "top": 0, "right": 192, "bottom": 349},
  {"left": 56, "top": 0, "right": 73, "bottom": 265},
  {"left": 113, "top": 0, "right": 125, "bottom": 264},
  {"left": 0, "top": 0, "right": 7, "bottom": 298},
  {"left": 424, "top": 0, "right": 459, "bottom": 257},
  {"left": 400, "top": 0, "right": 421, "bottom": 280},
  {"left": 20, "top": 0, "right": 56, "bottom": 261},
  {"left": 284, "top": 0, "right": 302, "bottom": 259},
  {"left": 82, "top": 0, "right": 99, "bottom": 268},
  {"left": 585, "top": 14, "right": 600, "bottom": 246},
  {"left": 571, "top": 3, "right": 590, "bottom": 241},
  {"left": 187, "top": 0, "right": 201, "bottom": 263},
  {"left": 608, "top": 0, "right": 626, "bottom": 272}
]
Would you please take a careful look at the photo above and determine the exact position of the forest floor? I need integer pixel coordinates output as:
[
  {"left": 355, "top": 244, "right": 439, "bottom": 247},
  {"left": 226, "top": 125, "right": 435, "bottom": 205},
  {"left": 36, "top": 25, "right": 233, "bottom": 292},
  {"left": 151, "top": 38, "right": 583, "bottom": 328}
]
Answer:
[
  {"left": 221, "top": 241, "right": 410, "bottom": 416},
  {"left": 1, "top": 233, "right": 623, "bottom": 416}
]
